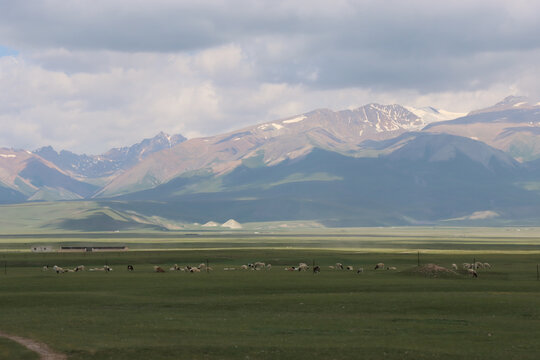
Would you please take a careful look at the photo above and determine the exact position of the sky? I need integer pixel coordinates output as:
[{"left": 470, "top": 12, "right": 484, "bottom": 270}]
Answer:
[{"left": 1, "top": 0, "right": 540, "bottom": 154}]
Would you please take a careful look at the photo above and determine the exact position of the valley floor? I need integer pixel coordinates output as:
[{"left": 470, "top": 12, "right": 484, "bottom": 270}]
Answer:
[{"left": 0, "top": 233, "right": 540, "bottom": 359}]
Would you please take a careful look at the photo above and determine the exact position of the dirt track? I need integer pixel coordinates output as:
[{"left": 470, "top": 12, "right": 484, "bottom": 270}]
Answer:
[{"left": 0, "top": 331, "right": 67, "bottom": 360}]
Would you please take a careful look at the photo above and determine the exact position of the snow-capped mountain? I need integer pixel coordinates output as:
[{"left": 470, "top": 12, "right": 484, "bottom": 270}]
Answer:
[{"left": 97, "top": 103, "right": 461, "bottom": 197}]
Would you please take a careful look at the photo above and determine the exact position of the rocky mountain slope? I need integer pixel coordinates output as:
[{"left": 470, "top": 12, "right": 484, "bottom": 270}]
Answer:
[
  {"left": 424, "top": 96, "right": 540, "bottom": 161},
  {"left": 34, "top": 132, "right": 186, "bottom": 178},
  {"left": 97, "top": 104, "right": 463, "bottom": 197}
]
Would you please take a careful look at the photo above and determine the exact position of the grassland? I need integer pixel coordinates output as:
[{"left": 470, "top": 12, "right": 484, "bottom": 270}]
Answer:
[{"left": 1, "top": 229, "right": 540, "bottom": 359}]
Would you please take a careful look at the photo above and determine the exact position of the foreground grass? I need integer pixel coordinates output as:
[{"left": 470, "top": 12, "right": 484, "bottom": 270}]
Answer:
[
  {"left": 0, "top": 250, "right": 539, "bottom": 359},
  {"left": 0, "top": 337, "right": 39, "bottom": 360}
]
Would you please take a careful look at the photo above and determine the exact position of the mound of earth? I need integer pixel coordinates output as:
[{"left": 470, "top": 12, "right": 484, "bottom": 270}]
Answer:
[
  {"left": 405, "top": 263, "right": 461, "bottom": 278},
  {"left": 222, "top": 219, "right": 242, "bottom": 229}
]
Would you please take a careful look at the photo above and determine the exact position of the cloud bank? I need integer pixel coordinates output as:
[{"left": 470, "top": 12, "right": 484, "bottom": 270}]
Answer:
[{"left": 1, "top": 0, "right": 539, "bottom": 153}]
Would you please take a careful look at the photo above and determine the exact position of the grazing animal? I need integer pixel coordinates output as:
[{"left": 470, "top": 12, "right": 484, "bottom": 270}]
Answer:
[
  {"left": 474, "top": 262, "right": 484, "bottom": 269},
  {"left": 240, "top": 265, "right": 248, "bottom": 270},
  {"left": 357, "top": 268, "right": 364, "bottom": 274},
  {"left": 336, "top": 263, "right": 344, "bottom": 270},
  {"left": 127, "top": 265, "right": 134, "bottom": 271},
  {"left": 462, "top": 263, "right": 471, "bottom": 270},
  {"left": 53, "top": 265, "right": 65, "bottom": 274},
  {"left": 483, "top": 262, "right": 491, "bottom": 269},
  {"left": 328, "top": 265, "right": 335, "bottom": 270},
  {"left": 467, "top": 268, "right": 478, "bottom": 278},
  {"left": 387, "top": 266, "right": 397, "bottom": 271},
  {"left": 297, "top": 263, "right": 309, "bottom": 271},
  {"left": 42, "top": 265, "right": 49, "bottom": 271},
  {"left": 266, "top": 264, "right": 272, "bottom": 271},
  {"left": 374, "top": 262, "right": 385, "bottom": 270},
  {"left": 313, "top": 265, "right": 321, "bottom": 273},
  {"left": 190, "top": 267, "right": 201, "bottom": 273},
  {"left": 346, "top": 266, "right": 354, "bottom": 271},
  {"left": 254, "top": 262, "right": 266, "bottom": 270},
  {"left": 451, "top": 263, "right": 458, "bottom": 270},
  {"left": 74, "top": 265, "right": 85, "bottom": 272},
  {"left": 104, "top": 265, "right": 113, "bottom": 272},
  {"left": 154, "top": 266, "right": 166, "bottom": 273}
]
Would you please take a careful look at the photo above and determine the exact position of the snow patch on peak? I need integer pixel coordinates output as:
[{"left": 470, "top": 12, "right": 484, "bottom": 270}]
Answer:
[
  {"left": 405, "top": 106, "right": 465, "bottom": 124},
  {"left": 283, "top": 115, "right": 306, "bottom": 124}
]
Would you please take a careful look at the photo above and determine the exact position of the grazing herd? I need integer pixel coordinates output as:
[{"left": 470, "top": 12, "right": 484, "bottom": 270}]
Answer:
[{"left": 41, "top": 260, "right": 491, "bottom": 278}]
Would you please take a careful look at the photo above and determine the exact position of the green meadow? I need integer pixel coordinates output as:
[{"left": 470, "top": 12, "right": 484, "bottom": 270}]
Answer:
[{"left": 1, "top": 229, "right": 540, "bottom": 359}]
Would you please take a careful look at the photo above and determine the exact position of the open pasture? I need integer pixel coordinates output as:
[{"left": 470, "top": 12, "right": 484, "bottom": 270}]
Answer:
[{"left": 1, "top": 243, "right": 540, "bottom": 359}]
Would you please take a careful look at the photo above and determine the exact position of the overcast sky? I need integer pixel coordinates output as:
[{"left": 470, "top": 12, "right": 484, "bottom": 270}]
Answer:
[{"left": 1, "top": 0, "right": 539, "bottom": 153}]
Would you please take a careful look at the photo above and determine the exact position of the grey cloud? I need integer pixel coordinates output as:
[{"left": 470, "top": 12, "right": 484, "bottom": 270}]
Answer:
[{"left": 2, "top": 1, "right": 540, "bottom": 93}]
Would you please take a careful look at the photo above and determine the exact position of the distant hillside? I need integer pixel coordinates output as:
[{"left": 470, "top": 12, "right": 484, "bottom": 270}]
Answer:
[
  {"left": 0, "top": 148, "right": 99, "bottom": 201},
  {"left": 108, "top": 133, "right": 537, "bottom": 226}
]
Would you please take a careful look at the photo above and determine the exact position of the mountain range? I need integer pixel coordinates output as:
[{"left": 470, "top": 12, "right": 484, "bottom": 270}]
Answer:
[{"left": 2, "top": 96, "right": 540, "bottom": 228}]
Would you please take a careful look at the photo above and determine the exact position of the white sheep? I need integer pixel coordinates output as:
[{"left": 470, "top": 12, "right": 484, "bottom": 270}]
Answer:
[
  {"left": 451, "top": 264, "right": 458, "bottom": 270},
  {"left": 483, "top": 262, "right": 491, "bottom": 269},
  {"left": 266, "top": 264, "right": 272, "bottom": 270},
  {"left": 254, "top": 262, "right": 265, "bottom": 270},
  {"left": 74, "top": 265, "right": 85, "bottom": 272},
  {"left": 240, "top": 265, "right": 248, "bottom": 270},
  {"left": 374, "top": 262, "right": 385, "bottom": 270},
  {"left": 335, "top": 263, "right": 344, "bottom": 270},
  {"left": 357, "top": 268, "right": 364, "bottom": 274},
  {"left": 346, "top": 266, "right": 354, "bottom": 271},
  {"left": 467, "top": 268, "right": 478, "bottom": 278},
  {"left": 53, "top": 265, "right": 65, "bottom": 274},
  {"left": 387, "top": 266, "right": 397, "bottom": 271}
]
